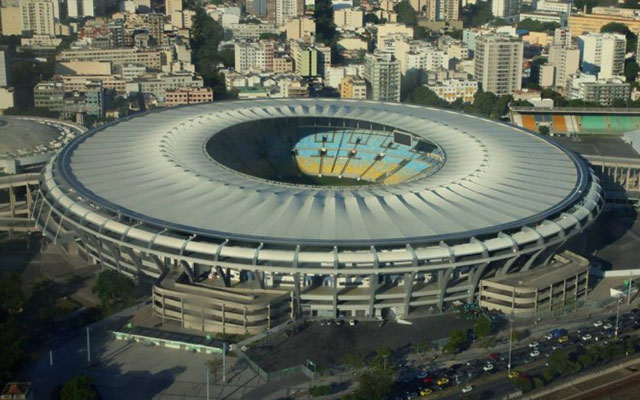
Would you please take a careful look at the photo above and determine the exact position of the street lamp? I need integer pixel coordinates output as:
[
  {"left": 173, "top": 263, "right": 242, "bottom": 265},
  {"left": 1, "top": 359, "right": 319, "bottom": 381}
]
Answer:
[
  {"left": 615, "top": 297, "right": 623, "bottom": 338},
  {"left": 507, "top": 313, "right": 514, "bottom": 374}
]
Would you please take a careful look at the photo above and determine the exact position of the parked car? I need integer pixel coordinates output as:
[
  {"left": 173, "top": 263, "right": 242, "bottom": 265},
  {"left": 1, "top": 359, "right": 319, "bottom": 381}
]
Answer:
[
  {"left": 603, "top": 323, "right": 614, "bottom": 330},
  {"left": 436, "top": 377, "right": 449, "bottom": 386},
  {"left": 419, "top": 388, "right": 432, "bottom": 396},
  {"left": 582, "top": 334, "right": 592, "bottom": 341},
  {"left": 593, "top": 320, "right": 604, "bottom": 328},
  {"left": 558, "top": 336, "right": 569, "bottom": 343},
  {"left": 508, "top": 370, "right": 520, "bottom": 379},
  {"left": 349, "top": 319, "right": 357, "bottom": 326},
  {"left": 483, "top": 363, "right": 494, "bottom": 372},
  {"left": 462, "top": 385, "right": 473, "bottom": 393},
  {"left": 529, "top": 341, "right": 539, "bottom": 348}
]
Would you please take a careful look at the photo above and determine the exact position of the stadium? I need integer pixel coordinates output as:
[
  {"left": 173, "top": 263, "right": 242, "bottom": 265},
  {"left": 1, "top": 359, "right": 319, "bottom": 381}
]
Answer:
[{"left": 35, "top": 99, "right": 603, "bottom": 334}]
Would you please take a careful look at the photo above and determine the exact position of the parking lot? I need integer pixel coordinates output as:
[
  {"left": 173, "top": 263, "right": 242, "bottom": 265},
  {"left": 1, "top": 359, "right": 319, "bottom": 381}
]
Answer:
[
  {"left": 390, "top": 308, "right": 640, "bottom": 400},
  {"left": 248, "top": 314, "right": 472, "bottom": 372}
]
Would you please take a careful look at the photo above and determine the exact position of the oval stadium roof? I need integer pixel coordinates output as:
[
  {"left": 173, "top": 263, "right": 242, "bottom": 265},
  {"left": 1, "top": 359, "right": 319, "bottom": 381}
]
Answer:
[{"left": 57, "top": 99, "right": 589, "bottom": 246}]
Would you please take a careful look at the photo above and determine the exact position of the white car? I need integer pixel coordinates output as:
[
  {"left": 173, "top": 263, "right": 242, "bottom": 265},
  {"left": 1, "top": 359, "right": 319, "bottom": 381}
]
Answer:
[
  {"left": 603, "top": 323, "right": 613, "bottom": 330},
  {"left": 462, "top": 385, "right": 473, "bottom": 393},
  {"left": 530, "top": 350, "right": 541, "bottom": 357},
  {"left": 582, "top": 334, "right": 592, "bottom": 341},
  {"left": 349, "top": 319, "right": 357, "bottom": 326},
  {"left": 483, "top": 363, "right": 494, "bottom": 372},
  {"left": 593, "top": 320, "right": 604, "bottom": 327},
  {"left": 529, "top": 341, "right": 539, "bottom": 348},
  {"left": 544, "top": 333, "right": 553, "bottom": 340}
]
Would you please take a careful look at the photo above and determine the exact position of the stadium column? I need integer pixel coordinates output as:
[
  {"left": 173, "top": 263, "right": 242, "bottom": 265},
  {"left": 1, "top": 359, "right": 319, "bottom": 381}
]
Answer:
[
  {"left": 103, "top": 241, "right": 122, "bottom": 274},
  {"left": 403, "top": 271, "right": 416, "bottom": 316},
  {"left": 436, "top": 242, "right": 455, "bottom": 309},
  {"left": 122, "top": 247, "right": 143, "bottom": 282},
  {"left": 26, "top": 184, "right": 32, "bottom": 218},
  {"left": 466, "top": 262, "right": 488, "bottom": 303},
  {"left": 8, "top": 186, "right": 15, "bottom": 217},
  {"left": 436, "top": 268, "right": 454, "bottom": 310},
  {"left": 178, "top": 260, "right": 195, "bottom": 284},
  {"left": 332, "top": 274, "right": 338, "bottom": 318},
  {"left": 368, "top": 246, "right": 379, "bottom": 318}
]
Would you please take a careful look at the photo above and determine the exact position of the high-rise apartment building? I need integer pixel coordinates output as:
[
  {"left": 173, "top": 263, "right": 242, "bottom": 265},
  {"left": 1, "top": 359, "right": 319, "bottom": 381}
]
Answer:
[
  {"left": 339, "top": 75, "right": 367, "bottom": 99},
  {"left": 549, "top": 45, "right": 580, "bottom": 89},
  {"left": 1, "top": 0, "right": 23, "bottom": 35},
  {"left": 334, "top": 8, "right": 364, "bottom": 30},
  {"left": 553, "top": 27, "right": 572, "bottom": 47},
  {"left": 0, "top": 51, "right": 9, "bottom": 87},
  {"left": 234, "top": 41, "right": 275, "bottom": 73},
  {"left": 269, "top": 0, "right": 301, "bottom": 26},
  {"left": 473, "top": 34, "right": 523, "bottom": 96},
  {"left": 165, "top": 0, "right": 181, "bottom": 16},
  {"left": 425, "top": 0, "right": 460, "bottom": 21},
  {"left": 20, "top": 0, "right": 56, "bottom": 35},
  {"left": 577, "top": 33, "right": 626, "bottom": 79},
  {"left": 363, "top": 52, "right": 401, "bottom": 102},
  {"left": 291, "top": 42, "right": 331, "bottom": 78},
  {"left": 491, "top": 0, "right": 520, "bottom": 20}
]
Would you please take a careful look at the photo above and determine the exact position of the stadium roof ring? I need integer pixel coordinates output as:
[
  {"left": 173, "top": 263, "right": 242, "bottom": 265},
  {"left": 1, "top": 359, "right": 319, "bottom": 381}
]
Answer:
[{"left": 37, "top": 99, "right": 603, "bottom": 280}]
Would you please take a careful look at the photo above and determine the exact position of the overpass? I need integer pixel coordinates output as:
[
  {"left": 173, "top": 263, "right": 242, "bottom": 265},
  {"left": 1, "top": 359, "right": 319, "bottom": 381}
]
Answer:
[
  {"left": 0, "top": 173, "right": 39, "bottom": 232},
  {"left": 584, "top": 155, "right": 640, "bottom": 209},
  {"left": 509, "top": 107, "right": 640, "bottom": 136}
]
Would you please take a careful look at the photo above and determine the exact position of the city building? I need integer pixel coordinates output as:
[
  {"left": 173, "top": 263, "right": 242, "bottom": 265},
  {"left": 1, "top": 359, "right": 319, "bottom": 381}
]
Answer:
[
  {"left": 165, "top": 0, "right": 182, "bottom": 16},
  {"left": 339, "top": 75, "right": 367, "bottom": 99},
  {"left": 548, "top": 45, "right": 580, "bottom": 89},
  {"left": 226, "top": 23, "right": 279, "bottom": 40},
  {"left": 479, "top": 251, "right": 589, "bottom": 317},
  {"left": 165, "top": 87, "right": 213, "bottom": 106},
  {"left": 291, "top": 42, "right": 331, "bottom": 78},
  {"left": 0, "top": 2, "right": 22, "bottom": 35},
  {"left": 553, "top": 27, "right": 572, "bottom": 47},
  {"left": 33, "top": 81, "right": 64, "bottom": 110},
  {"left": 285, "top": 16, "right": 315, "bottom": 40},
  {"left": 273, "top": 55, "right": 294, "bottom": 73},
  {"left": 519, "top": 11, "right": 566, "bottom": 26},
  {"left": 20, "top": 0, "right": 56, "bottom": 36},
  {"left": 363, "top": 52, "right": 401, "bottom": 102},
  {"left": 568, "top": 11, "right": 640, "bottom": 37},
  {"left": 577, "top": 33, "right": 626, "bottom": 80},
  {"left": 58, "top": 48, "right": 163, "bottom": 70},
  {"left": 395, "top": 40, "right": 446, "bottom": 74},
  {"left": 424, "top": 0, "right": 461, "bottom": 22},
  {"left": 535, "top": 0, "right": 572, "bottom": 15},
  {"left": 376, "top": 23, "right": 413, "bottom": 48},
  {"left": 491, "top": 0, "right": 520, "bottom": 20},
  {"left": 0, "top": 51, "right": 9, "bottom": 88},
  {"left": 428, "top": 78, "right": 478, "bottom": 103},
  {"left": 474, "top": 34, "right": 523, "bottom": 96},
  {"left": 234, "top": 41, "right": 275, "bottom": 73},
  {"left": 566, "top": 72, "right": 631, "bottom": 105},
  {"left": 334, "top": 8, "right": 363, "bottom": 30}
]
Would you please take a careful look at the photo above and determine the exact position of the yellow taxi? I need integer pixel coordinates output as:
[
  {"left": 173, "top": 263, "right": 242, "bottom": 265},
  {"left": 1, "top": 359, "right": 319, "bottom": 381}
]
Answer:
[
  {"left": 420, "top": 388, "right": 433, "bottom": 396},
  {"left": 508, "top": 370, "right": 520, "bottom": 379},
  {"left": 436, "top": 377, "right": 449, "bottom": 386},
  {"left": 558, "top": 335, "right": 569, "bottom": 343}
]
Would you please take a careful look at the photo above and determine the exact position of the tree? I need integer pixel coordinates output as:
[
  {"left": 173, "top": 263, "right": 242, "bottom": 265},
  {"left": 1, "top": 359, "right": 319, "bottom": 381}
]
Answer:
[
  {"left": 60, "top": 376, "right": 99, "bottom": 400},
  {"left": 394, "top": 1, "right": 417, "bottom": 27},
  {"left": 314, "top": 0, "right": 337, "bottom": 45},
  {"left": 354, "top": 369, "right": 394, "bottom": 400},
  {"left": 0, "top": 272, "right": 25, "bottom": 315},
  {"left": 309, "top": 385, "right": 331, "bottom": 397},
  {"left": 405, "top": 86, "right": 450, "bottom": 108},
  {"left": 462, "top": 2, "right": 493, "bottom": 27},
  {"left": 625, "top": 61, "right": 640, "bottom": 82},
  {"left": 517, "top": 18, "right": 560, "bottom": 32},
  {"left": 259, "top": 32, "right": 280, "bottom": 40},
  {"left": 443, "top": 329, "right": 470, "bottom": 354},
  {"left": 368, "top": 346, "right": 393, "bottom": 372},
  {"left": 473, "top": 317, "right": 493, "bottom": 339},
  {"left": 343, "top": 352, "right": 364, "bottom": 370},
  {"left": 364, "top": 13, "right": 382, "bottom": 24},
  {"left": 601, "top": 22, "right": 637, "bottom": 52},
  {"left": 92, "top": 270, "right": 137, "bottom": 310},
  {"left": 206, "top": 357, "right": 224, "bottom": 382}
]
